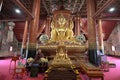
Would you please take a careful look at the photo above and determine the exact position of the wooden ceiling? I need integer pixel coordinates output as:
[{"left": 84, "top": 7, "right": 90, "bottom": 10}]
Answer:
[
  {"left": 1, "top": 0, "right": 120, "bottom": 19},
  {"left": 0, "top": 0, "right": 113, "bottom": 19},
  {"left": 0, "top": 0, "right": 120, "bottom": 41}
]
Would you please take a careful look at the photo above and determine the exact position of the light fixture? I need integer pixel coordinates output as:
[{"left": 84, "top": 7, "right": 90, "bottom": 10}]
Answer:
[
  {"left": 9, "top": 46, "right": 13, "bottom": 51},
  {"left": 112, "top": 46, "right": 115, "bottom": 51},
  {"left": 109, "top": 7, "right": 115, "bottom": 12},
  {"left": 15, "top": 9, "right": 21, "bottom": 14}
]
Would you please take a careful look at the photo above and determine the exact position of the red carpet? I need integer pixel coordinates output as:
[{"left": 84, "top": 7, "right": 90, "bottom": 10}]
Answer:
[
  {"left": 0, "top": 56, "right": 120, "bottom": 80},
  {"left": 103, "top": 56, "right": 120, "bottom": 80},
  {"left": 0, "top": 58, "right": 44, "bottom": 80}
]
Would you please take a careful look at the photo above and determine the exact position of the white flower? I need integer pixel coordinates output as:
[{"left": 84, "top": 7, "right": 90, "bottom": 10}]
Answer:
[
  {"left": 39, "top": 58, "right": 48, "bottom": 62},
  {"left": 39, "top": 34, "right": 49, "bottom": 43},
  {"left": 27, "top": 57, "right": 34, "bottom": 63},
  {"left": 76, "top": 34, "right": 86, "bottom": 43}
]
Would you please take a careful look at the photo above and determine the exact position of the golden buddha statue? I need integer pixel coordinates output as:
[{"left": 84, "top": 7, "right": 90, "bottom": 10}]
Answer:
[
  {"left": 50, "top": 14, "right": 74, "bottom": 42},
  {"left": 51, "top": 44, "right": 73, "bottom": 67}
]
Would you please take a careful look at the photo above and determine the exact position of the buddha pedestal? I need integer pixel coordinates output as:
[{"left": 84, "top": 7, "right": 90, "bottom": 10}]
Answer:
[{"left": 44, "top": 44, "right": 81, "bottom": 80}]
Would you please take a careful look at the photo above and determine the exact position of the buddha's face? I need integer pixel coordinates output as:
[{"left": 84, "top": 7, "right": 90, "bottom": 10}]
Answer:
[
  {"left": 9, "top": 26, "right": 14, "bottom": 31},
  {"left": 58, "top": 14, "right": 66, "bottom": 26}
]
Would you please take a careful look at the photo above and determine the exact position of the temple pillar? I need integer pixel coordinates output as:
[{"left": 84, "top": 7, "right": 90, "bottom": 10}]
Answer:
[
  {"left": 45, "top": 16, "right": 51, "bottom": 37},
  {"left": 87, "top": 0, "right": 99, "bottom": 66},
  {"left": 98, "top": 19, "right": 104, "bottom": 55},
  {"left": 0, "top": 30, "right": 1, "bottom": 50},
  {"left": 74, "top": 15, "right": 80, "bottom": 36},
  {"left": 0, "top": 22, "right": 5, "bottom": 50},
  {"left": 21, "top": 20, "right": 29, "bottom": 57},
  {"left": 28, "top": 0, "right": 40, "bottom": 58}
]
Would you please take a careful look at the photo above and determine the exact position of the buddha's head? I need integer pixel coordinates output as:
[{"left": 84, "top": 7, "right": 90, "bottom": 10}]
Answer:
[
  {"left": 58, "top": 14, "right": 66, "bottom": 26},
  {"left": 8, "top": 26, "right": 14, "bottom": 31}
]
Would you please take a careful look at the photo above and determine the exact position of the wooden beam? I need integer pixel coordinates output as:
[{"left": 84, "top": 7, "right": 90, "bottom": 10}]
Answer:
[
  {"left": 49, "top": 0, "right": 53, "bottom": 14},
  {"left": 0, "top": 19, "right": 26, "bottom": 22},
  {"left": 98, "top": 17, "right": 120, "bottom": 21},
  {"left": 72, "top": 0, "right": 78, "bottom": 13},
  {"left": 12, "top": 0, "right": 34, "bottom": 19},
  {"left": 78, "top": 0, "right": 85, "bottom": 12},
  {"left": 97, "top": 0, "right": 104, "bottom": 6},
  {"left": 42, "top": 0, "right": 50, "bottom": 15},
  {"left": 93, "top": 0, "right": 116, "bottom": 18}
]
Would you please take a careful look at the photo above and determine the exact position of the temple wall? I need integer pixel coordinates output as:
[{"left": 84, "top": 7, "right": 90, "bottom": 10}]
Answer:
[{"left": 104, "top": 22, "right": 120, "bottom": 56}]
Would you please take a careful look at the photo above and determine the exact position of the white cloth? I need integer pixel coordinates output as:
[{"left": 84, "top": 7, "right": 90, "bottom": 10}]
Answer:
[{"left": 6, "top": 30, "right": 14, "bottom": 42}]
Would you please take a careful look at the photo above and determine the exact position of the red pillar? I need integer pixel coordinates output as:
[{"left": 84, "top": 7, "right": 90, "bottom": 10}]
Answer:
[
  {"left": 87, "top": 0, "right": 99, "bottom": 66},
  {"left": 22, "top": 20, "right": 29, "bottom": 49},
  {"left": 28, "top": 0, "right": 40, "bottom": 58},
  {"left": 21, "top": 20, "right": 29, "bottom": 56},
  {"left": 74, "top": 16, "right": 80, "bottom": 36},
  {"left": 29, "top": 0, "right": 40, "bottom": 47},
  {"left": 98, "top": 19, "right": 104, "bottom": 54}
]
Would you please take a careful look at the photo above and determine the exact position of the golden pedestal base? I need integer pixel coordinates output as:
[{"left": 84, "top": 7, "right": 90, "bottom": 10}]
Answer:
[{"left": 44, "top": 44, "right": 81, "bottom": 80}]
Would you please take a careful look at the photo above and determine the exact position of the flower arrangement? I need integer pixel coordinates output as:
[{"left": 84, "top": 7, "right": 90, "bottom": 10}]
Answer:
[
  {"left": 76, "top": 34, "right": 86, "bottom": 43},
  {"left": 39, "top": 34, "right": 49, "bottom": 44},
  {"left": 39, "top": 57, "right": 48, "bottom": 63},
  {"left": 75, "top": 70, "right": 79, "bottom": 74},
  {"left": 27, "top": 57, "right": 34, "bottom": 63},
  {"left": 17, "top": 61, "right": 25, "bottom": 68}
]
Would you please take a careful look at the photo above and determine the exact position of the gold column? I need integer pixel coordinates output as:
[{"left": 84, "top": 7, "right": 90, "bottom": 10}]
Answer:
[
  {"left": 98, "top": 19, "right": 104, "bottom": 54},
  {"left": 87, "top": 0, "right": 99, "bottom": 66}
]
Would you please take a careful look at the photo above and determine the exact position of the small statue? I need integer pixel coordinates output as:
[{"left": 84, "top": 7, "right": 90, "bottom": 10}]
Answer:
[
  {"left": 51, "top": 44, "right": 73, "bottom": 66},
  {"left": 6, "top": 22, "right": 15, "bottom": 42}
]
